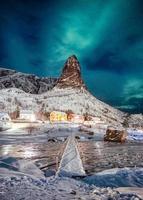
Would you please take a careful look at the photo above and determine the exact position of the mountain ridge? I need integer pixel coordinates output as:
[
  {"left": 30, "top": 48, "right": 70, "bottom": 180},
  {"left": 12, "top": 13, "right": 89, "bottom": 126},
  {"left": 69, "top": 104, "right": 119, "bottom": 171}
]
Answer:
[
  {"left": 0, "top": 67, "right": 58, "bottom": 94},
  {"left": 0, "top": 55, "right": 142, "bottom": 127}
]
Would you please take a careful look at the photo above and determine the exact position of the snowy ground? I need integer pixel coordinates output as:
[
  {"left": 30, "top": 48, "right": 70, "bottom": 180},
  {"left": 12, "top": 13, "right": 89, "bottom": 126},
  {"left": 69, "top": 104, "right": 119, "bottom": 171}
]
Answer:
[
  {"left": 127, "top": 129, "right": 143, "bottom": 141},
  {"left": 0, "top": 163, "right": 142, "bottom": 200},
  {"left": 0, "top": 123, "right": 143, "bottom": 199},
  {"left": 84, "top": 167, "right": 143, "bottom": 187},
  {"left": 57, "top": 136, "right": 86, "bottom": 177},
  {"left": 1, "top": 121, "right": 143, "bottom": 142}
]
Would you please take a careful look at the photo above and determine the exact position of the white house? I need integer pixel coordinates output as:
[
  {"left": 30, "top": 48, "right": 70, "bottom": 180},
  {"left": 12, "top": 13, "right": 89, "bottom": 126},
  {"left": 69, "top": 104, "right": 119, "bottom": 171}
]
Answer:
[
  {"left": 19, "top": 110, "right": 36, "bottom": 121},
  {"left": 0, "top": 112, "right": 11, "bottom": 121}
]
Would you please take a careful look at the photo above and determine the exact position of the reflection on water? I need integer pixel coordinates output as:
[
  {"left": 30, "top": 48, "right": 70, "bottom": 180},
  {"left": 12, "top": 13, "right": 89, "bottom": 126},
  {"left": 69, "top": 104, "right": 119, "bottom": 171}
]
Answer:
[
  {"left": 78, "top": 141, "right": 143, "bottom": 175},
  {"left": 1, "top": 138, "right": 143, "bottom": 175},
  {"left": 0, "top": 142, "right": 65, "bottom": 170}
]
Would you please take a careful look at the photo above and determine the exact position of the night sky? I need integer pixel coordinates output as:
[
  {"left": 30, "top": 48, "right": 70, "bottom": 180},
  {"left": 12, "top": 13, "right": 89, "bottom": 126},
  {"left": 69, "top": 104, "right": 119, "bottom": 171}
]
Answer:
[{"left": 0, "top": 0, "right": 143, "bottom": 113}]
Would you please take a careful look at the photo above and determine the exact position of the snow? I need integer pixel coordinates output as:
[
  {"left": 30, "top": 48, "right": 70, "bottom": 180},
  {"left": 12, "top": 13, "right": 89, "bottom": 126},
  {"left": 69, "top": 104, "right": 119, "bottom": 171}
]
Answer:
[
  {"left": 0, "top": 86, "right": 125, "bottom": 126},
  {"left": 117, "top": 187, "right": 143, "bottom": 199},
  {"left": 1, "top": 65, "right": 143, "bottom": 200},
  {"left": 127, "top": 129, "right": 143, "bottom": 141},
  {"left": 84, "top": 167, "right": 143, "bottom": 188},
  {"left": 57, "top": 136, "right": 85, "bottom": 177},
  {"left": 0, "top": 129, "right": 143, "bottom": 199},
  {"left": 0, "top": 83, "right": 142, "bottom": 128},
  {"left": 0, "top": 121, "right": 11, "bottom": 131},
  {"left": 0, "top": 165, "right": 142, "bottom": 200},
  {"left": 0, "top": 157, "right": 44, "bottom": 178},
  {"left": 0, "top": 67, "right": 57, "bottom": 94},
  {"left": 0, "top": 134, "right": 143, "bottom": 199},
  {"left": 127, "top": 114, "right": 143, "bottom": 128},
  {"left": 0, "top": 112, "right": 10, "bottom": 121}
]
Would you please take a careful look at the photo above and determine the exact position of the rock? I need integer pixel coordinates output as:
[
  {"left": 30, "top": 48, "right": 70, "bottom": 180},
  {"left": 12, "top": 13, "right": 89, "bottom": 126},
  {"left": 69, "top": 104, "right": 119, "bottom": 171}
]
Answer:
[
  {"left": 70, "top": 190, "right": 77, "bottom": 195},
  {"left": 75, "top": 136, "right": 80, "bottom": 139},
  {"left": 45, "top": 169, "right": 56, "bottom": 177},
  {"left": 48, "top": 138, "right": 57, "bottom": 142},
  {"left": 0, "top": 67, "right": 57, "bottom": 94},
  {"left": 88, "top": 137, "right": 93, "bottom": 140},
  {"left": 56, "top": 55, "right": 86, "bottom": 89},
  {"left": 104, "top": 127, "right": 127, "bottom": 142},
  {"left": 0, "top": 56, "right": 127, "bottom": 127},
  {"left": 87, "top": 131, "right": 94, "bottom": 136}
]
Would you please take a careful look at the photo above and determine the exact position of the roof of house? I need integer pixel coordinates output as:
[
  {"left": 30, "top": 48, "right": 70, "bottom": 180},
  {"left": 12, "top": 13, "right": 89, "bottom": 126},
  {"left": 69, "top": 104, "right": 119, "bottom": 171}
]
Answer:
[
  {"left": 0, "top": 112, "right": 10, "bottom": 118},
  {"left": 20, "top": 110, "right": 34, "bottom": 114},
  {"left": 0, "top": 112, "right": 9, "bottom": 116},
  {"left": 50, "top": 111, "right": 67, "bottom": 115}
]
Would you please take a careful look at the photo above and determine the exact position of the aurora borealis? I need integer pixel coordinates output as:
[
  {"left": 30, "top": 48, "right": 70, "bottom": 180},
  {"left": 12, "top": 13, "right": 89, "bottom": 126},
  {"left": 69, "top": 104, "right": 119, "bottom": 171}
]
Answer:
[{"left": 0, "top": 0, "right": 143, "bottom": 113}]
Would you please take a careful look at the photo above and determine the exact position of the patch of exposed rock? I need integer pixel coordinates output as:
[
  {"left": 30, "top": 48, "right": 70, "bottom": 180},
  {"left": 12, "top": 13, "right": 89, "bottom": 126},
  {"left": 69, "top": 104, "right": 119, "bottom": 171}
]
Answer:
[{"left": 57, "top": 55, "right": 86, "bottom": 89}]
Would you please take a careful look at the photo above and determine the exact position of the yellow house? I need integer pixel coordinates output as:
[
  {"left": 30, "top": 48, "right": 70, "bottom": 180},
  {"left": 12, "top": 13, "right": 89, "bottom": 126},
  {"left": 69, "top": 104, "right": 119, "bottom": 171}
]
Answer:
[{"left": 50, "top": 111, "right": 67, "bottom": 122}]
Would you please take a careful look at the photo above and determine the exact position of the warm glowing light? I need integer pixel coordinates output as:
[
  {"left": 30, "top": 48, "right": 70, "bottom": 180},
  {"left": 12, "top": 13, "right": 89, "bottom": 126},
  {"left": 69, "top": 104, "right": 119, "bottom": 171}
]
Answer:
[
  {"left": 10, "top": 122, "right": 28, "bottom": 131},
  {"left": 30, "top": 114, "right": 36, "bottom": 122}
]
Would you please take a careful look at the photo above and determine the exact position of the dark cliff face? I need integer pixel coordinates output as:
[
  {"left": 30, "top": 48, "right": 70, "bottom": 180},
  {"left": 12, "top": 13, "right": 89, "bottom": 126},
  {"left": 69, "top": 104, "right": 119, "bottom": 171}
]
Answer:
[
  {"left": 0, "top": 68, "right": 16, "bottom": 76},
  {"left": 0, "top": 68, "right": 58, "bottom": 94},
  {"left": 57, "top": 55, "right": 86, "bottom": 89}
]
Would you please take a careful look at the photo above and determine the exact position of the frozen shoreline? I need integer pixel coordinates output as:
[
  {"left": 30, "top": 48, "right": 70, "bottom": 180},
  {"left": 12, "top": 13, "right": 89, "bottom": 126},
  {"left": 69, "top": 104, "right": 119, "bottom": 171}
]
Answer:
[
  {"left": 0, "top": 168, "right": 143, "bottom": 200},
  {"left": 0, "top": 124, "right": 143, "bottom": 199},
  {"left": 0, "top": 157, "right": 143, "bottom": 199}
]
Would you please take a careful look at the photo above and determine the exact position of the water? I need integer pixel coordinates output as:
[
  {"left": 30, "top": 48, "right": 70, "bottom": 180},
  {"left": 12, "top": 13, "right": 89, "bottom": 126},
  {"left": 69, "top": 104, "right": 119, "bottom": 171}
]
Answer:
[
  {"left": 1, "top": 127, "right": 143, "bottom": 175},
  {"left": 0, "top": 142, "right": 65, "bottom": 171},
  {"left": 78, "top": 141, "right": 143, "bottom": 175}
]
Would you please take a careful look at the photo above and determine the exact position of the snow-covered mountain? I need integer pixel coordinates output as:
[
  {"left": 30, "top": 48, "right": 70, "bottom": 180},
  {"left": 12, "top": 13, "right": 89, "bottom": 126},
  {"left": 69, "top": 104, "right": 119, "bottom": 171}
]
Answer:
[
  {"left": 0, "top": 55, "right": 142, "bottom": 127},
  {"left": 0, "top": 68, "right": 57, "bottom": 94}
]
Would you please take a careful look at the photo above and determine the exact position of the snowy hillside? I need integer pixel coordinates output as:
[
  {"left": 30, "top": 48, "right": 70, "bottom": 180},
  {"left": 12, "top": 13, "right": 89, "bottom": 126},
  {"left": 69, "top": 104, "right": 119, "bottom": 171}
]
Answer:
[
  {"left": 127, "top": 114, "right": 143, "bottom": 127},
  {"left": 0, "top": 67, "right": 57, "bottom": 94},
  {"left": 0, "top": 55, "right": 142, "bottom": 127},
  {"left": 0, "top": 87, "right": 125, "bottom": 125},
  {"left": 41, "top": 87, "right": 125, "bottom": 125}
]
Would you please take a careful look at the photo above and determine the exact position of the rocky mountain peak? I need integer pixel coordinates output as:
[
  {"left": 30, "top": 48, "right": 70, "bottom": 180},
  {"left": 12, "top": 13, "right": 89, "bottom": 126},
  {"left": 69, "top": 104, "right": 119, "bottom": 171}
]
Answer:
[{"left": 57, "top": 55, "right": 86, "bottom": 89}]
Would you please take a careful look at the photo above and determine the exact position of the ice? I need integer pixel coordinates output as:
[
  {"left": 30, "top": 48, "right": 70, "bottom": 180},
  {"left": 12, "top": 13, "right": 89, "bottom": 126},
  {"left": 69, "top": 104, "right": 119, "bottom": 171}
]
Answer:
[
  {"left": 57, "top": 136, "right": 86, "bottom": 177},
  {"left": 0, "top": 157, "right": 44, "bottom": 178},
  {"left": 127, "top": 129, "right": 143, "bottom": 141},
  {"left": 0, "top": 159, "right": 143, "bottom": 199},
  {"left": 0, "top": 173, "right": 142, "bottom": 200},
  {"left": 84, "top": 167, "right": 143, "bottom": 188}
]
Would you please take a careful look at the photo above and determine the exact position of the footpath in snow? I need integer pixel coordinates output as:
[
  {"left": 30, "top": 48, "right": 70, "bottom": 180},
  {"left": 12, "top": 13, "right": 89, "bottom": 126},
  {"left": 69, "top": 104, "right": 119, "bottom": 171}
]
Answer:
[{"left": 57, "top": 136, "right": 86, "bottom": 177}]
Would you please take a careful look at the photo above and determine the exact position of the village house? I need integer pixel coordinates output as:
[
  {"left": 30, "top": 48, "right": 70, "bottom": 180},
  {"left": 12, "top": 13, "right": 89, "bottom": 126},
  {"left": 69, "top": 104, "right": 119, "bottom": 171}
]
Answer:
[
  {"left": 50, "top": 111, "right": 67, "bottom": 122},
  {"left": 68, "top": 114, "right": 84, "bottom": 123},
  {"left": 0, "top": 112, "right": 11, "bottom": 122},
  {"left": 19, "top": 110, "right": 36, "bottom": 122},
  {"left": 84, "top": 116, "right": 102, "bottom": 126}
]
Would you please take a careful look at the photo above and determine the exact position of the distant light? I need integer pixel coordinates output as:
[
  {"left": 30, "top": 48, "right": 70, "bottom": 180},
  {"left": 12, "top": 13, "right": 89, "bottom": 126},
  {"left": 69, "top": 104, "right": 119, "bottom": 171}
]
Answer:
[{"left": 30, "top": 114, "right": 36, "bottom": 122}]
